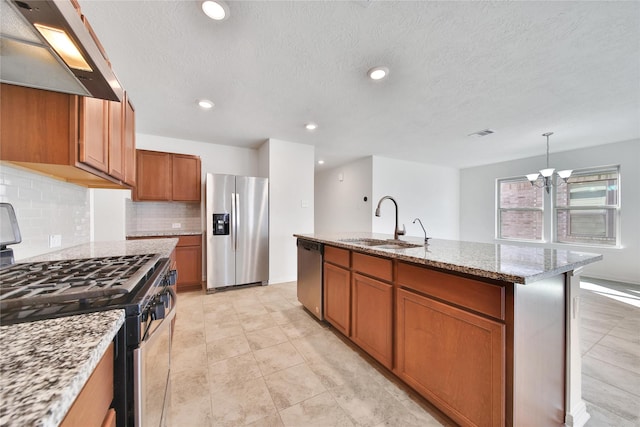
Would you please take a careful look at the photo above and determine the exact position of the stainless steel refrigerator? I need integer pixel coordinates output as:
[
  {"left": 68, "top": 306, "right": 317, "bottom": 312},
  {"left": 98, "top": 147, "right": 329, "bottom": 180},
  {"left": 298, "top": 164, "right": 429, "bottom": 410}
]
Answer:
[{"left": 206, "top": 174, "right": 269, "bottom": 291}]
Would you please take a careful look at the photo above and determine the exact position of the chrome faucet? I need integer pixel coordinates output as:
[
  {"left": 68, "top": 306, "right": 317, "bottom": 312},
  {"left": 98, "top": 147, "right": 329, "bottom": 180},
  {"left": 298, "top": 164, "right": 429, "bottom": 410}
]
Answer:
[
  {"left": 413, "top": 218, "right": 430, "bottom": 244},
  {"left": 375, "top": 196, "right": 405, "bottom": 240}
]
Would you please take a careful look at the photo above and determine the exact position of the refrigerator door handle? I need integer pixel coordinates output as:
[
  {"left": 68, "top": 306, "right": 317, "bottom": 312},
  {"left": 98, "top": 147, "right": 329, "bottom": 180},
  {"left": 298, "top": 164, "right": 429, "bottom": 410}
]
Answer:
[
  {"left": 231, "top": 192, "right": 236, "bottom": 252},
  {"left": 235, "top": 192, "right": 240, "bottom": 250}
]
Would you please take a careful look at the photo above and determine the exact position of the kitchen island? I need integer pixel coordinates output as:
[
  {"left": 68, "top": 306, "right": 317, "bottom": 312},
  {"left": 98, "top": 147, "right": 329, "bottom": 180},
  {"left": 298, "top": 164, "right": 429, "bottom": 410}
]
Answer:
[
  {"left": 0, "top": 310, "right": 125, "bottom": 427},
  {"left": 294, "top": 232, "right": 603, "bottom": 427}
]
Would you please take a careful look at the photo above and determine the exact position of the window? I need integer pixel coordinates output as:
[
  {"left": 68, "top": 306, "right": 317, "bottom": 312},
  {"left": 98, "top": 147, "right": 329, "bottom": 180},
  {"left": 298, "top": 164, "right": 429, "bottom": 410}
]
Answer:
[
  {"left": 497, "top": 178, "right": 544, "bottom": 241},
  {"left": 555, "top": 166, "right": 619, "bottom": 246}
]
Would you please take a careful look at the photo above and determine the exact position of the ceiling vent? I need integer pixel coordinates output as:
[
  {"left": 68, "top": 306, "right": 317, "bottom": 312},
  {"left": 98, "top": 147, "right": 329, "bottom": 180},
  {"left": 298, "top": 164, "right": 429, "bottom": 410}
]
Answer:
[{"left": 467, "top": 129, "right": 495, "bottom": 137}]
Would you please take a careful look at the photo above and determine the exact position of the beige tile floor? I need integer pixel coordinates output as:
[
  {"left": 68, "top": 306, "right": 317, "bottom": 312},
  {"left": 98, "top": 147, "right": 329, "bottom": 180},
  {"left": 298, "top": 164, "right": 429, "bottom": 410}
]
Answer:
[{"left": 168, "top": 279, "right": 639, "bottom": 427}]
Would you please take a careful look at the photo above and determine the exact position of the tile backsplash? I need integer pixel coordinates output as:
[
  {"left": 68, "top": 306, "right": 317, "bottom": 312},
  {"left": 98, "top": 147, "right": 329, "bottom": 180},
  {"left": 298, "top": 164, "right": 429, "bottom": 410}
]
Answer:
[
  {"left": 0, "top": 165, "right": 90, "bottom": 260},
  {"left": 125, "top": 199, "right": 202, "bottom": 235}
]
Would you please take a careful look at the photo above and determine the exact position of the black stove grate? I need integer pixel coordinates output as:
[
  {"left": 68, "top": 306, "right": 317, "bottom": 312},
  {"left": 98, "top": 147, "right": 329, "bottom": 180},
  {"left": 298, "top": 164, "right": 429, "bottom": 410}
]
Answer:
[{"left": 0, "top": 254, "right": 159, "bottom": 311}]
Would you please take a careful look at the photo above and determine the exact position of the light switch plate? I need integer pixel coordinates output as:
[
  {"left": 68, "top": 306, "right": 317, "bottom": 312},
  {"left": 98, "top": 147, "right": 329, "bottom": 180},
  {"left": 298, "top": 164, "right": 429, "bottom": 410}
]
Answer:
[{"left": 172, "top": 223, "right": 182, "bottom": 229}]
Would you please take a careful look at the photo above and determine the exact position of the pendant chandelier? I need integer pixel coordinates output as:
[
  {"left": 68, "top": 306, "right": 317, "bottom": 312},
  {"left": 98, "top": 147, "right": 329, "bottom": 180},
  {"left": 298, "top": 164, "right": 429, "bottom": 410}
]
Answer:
[{"left": 526, "top": 132, "right": 572, "bottom": 193}]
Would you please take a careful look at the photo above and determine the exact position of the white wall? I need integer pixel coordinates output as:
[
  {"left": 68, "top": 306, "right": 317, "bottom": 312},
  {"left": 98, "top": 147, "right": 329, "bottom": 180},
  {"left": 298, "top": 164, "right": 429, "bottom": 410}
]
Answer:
[
  {"left": 259, "top": 138, "right": 315, "bottom": 284},
  {"left": 460, "top": 139, "right": 640, "bottom": 284},
  {"left": 315, "top": 157, "right": 373, "bottom": 233},
  {"left": 91, "top": 188, "right": 129, "bottom": 241},
  {"left": 372, "top": 157, "right": 460, "bottom": 240}
]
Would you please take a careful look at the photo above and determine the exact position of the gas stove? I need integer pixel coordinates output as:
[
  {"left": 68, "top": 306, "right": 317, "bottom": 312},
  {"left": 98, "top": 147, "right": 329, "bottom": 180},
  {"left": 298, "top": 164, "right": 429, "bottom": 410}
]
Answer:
[
  {"left": 0, "top": 252, "right": 177, "bottom": 427},
  {"left": 0, "top": 254, "right": 167, "bottom": 324},
  {"left": 0, "top": 254, "right": 159, "bottom": 306}
]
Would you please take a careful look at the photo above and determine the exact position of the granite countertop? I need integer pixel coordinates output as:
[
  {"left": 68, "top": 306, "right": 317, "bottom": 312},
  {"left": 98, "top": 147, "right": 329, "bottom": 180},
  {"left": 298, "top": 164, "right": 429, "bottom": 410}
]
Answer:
[
  {"left": 127, "top": 230, "right": 203, "bottom": 238},
  {"left": 295, "top": 232, "right": 603, "bottom": 284},
  {"left": 0, "top": 310, "right": 125, "bottom": 427},
  {"left": 18, "top": 238, "right": 179, "bottom": 263}
]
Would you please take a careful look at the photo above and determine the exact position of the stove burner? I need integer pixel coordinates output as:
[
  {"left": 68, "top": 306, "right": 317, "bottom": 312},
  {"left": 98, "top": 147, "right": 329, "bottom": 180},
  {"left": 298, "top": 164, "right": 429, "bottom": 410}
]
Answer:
[{"left": 0, "top": 254, "right": 160, "bottom": 311}]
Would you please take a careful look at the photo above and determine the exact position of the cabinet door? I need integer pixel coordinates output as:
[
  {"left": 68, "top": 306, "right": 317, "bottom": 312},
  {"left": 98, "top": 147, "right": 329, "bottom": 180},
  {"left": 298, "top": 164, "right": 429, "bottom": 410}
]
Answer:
[
  {"left": 1, "top": 83, "right": 75, "bottom": 165},
  {"left": 107, "top": 100, "right": 124, "bottom": 180},
  {"left": 323, "top": 262, "right": 351, "bottom": 336},
  {"left": 123, "top": 97, "right": 136, "bottom": 186},
  {"left": 79, "top": 97, "right": 109, "bottom": 172},
  {"left": 135, "top": 150, "right": 171, "bottom": 200},
  {"left": 171, "top": 154, "right": 201, "bottom": 201},
  {"left": 396, "top": 288, "right": 505, "bottom": 427},
  {"left": 175, "top": 244, "right": 202, "bottom": 292},
  {"left": 351, "top": 273, "right": 393, "bottom": 369}
]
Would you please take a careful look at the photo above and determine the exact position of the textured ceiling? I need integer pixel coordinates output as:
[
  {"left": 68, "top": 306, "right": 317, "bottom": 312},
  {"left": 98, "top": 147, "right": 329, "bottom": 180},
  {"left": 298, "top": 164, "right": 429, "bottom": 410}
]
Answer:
[{"left": 77, "top": 0, "right": 640, "bottom": 169}]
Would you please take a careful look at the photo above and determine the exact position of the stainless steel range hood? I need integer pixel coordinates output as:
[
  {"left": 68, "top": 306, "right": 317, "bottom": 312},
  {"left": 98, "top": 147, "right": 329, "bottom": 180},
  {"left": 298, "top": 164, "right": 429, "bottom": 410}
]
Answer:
[{"left": 0, "top": 0, "right": 122, "bottom": 101}]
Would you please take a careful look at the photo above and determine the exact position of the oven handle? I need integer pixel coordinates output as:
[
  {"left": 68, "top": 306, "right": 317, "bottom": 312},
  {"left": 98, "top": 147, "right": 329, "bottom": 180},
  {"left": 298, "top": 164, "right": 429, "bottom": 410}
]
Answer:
[
  {"left": 143, "top": 290, "right": 176, "bottom": 343},
  {"left": 147, "top": 303, "right": 175, "bottom": 342}
]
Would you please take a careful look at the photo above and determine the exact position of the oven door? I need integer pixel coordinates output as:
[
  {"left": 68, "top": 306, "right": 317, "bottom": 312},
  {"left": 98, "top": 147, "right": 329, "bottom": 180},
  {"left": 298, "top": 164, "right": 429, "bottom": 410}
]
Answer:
[{"left": 133, "top": 291, "right": 176, "bottom": 427}]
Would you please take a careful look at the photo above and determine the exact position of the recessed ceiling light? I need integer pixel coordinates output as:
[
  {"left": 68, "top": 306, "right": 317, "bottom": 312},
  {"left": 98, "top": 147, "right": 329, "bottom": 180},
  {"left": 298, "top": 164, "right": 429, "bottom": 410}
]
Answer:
[
  {"left": 305, "top": 122, "right": 318, "bottom": 131},
  {"left": 198, "top": 99, "right": 214, "bottom": 109},
  {"left": 202, "top": 1, "right": 229, "bottom": 21},
  {"left": 367, "top": 66, "right": 389, "bottom": 80},
  {"left": 318, "top": 160, "right": 325, "bottom": 165}
]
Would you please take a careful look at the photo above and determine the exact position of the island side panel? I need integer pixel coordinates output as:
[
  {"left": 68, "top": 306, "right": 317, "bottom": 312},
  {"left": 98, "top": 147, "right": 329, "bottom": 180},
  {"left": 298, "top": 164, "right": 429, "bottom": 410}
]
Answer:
[{"left": 512, "top": 274, "right": 566, "bottom": 425}]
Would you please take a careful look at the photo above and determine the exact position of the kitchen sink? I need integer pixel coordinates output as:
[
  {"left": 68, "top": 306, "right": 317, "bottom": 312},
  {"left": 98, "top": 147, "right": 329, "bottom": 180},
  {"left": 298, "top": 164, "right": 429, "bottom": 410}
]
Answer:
[
  {"left": 374, "top": 243, "right": 422, "bottom": 249},
  {"left": 338, "top": 238, "right": 422, "bottom": 249}
]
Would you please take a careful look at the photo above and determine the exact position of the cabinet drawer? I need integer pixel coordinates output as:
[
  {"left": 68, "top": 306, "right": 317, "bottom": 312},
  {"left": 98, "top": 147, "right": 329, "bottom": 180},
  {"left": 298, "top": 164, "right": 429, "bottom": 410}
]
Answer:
[
  {"left": 397, "top": 262, "right": 505, "bottom": 320},
  {"left": 61, "top": 343, "right": 114, "bottom": 427},
  {"left": 178, "top": 235, "right": 201, "bottom": 247},
  {"left": 352, "top": 252, "right": 393, "bottom": 282},
  {"left": 325, "top": 246, "right": 350, "bottom": 268}
]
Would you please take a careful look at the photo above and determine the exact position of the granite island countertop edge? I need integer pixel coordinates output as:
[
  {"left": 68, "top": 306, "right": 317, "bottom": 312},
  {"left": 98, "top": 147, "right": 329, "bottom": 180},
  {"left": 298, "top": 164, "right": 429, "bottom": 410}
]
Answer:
[
  {"left": 0, "top": 310, "right": 125, "bottom": 427},
  {"left": 126, "top": 231, "right": 203, "bottom": 238},
  {"left": 17, "top": 238, "right": 179, "bottom": 263},
  {"left": 294, "top": 233, "right": 603, "bottom": 284}
]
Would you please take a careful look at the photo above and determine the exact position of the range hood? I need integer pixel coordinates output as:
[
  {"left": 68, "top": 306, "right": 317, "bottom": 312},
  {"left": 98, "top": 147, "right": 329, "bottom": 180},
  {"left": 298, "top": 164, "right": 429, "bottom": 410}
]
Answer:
[{"left": 0, "top": 0, "right": 122, "bottom": 101}]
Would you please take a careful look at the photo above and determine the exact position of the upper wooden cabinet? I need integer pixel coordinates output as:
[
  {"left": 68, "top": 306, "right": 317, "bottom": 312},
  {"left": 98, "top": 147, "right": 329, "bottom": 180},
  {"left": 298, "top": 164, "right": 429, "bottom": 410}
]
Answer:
[
  {"left": 107, "top": 99, "right": 124, "bottom": 180},
  {"left": 123, "top": 98, "right": 136, "bottom": 186},
  {"left": 134, "top": 150, "right": 201, "bottom": 201},
  {"left": 172, "top": 154, "right": 201, "bottom": 201},
  {"left": 0, "top": 84, "right": 136, "bottom": 188},
  {"left": 79, "top": 97, "right": 109, "bottom": 173}
]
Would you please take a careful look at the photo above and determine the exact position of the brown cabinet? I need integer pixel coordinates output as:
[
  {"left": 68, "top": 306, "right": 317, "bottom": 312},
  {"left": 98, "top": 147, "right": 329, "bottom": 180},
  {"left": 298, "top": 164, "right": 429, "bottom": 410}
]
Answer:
[
  {"left": 134, "top": 150, "right": 172, "bottom": 200},
  {"left": 134, "top": 150, "right": 201, "bottom": 201},
  {"left": 123, "top": 97, "right": 136, "bottom": 186},
  {"left": 60, "top": 343, "right": 115, "bottom": 427},
  {"left": 324, "top": 248, "right": 394, "bottom": 368},
  {"left": 127, "top": 234, "right": 202, "bottom": 292},
  {"left": 395, "top": 287, "right": 505, "bottom": 427},
  {"left": 175, "top": 235, "right": 203, "bottom": 292},
  {"left": 107, "top": 99, "right": 124, "bottom": 180},
  {"left": 323, "top": 246, "right": 351, "bottom": 336},
  {"left": 351, "top": 272, "right": 393, "bottom": 369},
  {"left": 323, "top": 263, "right": 351, "bottom": 335},
  {"left": 79, "top": 97, "right": 109, "bottom": 173},
  {"left": 172, "top": 154, "right": 201, "bottom": 201},
  {"left": 0, "top": 83, "right": 135, "bottom": 188}
]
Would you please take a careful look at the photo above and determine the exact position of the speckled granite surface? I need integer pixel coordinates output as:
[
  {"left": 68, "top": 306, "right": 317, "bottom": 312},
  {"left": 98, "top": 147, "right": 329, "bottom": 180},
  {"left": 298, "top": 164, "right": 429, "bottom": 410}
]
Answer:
[
  {"left": 127, "top": 231, "right": 202, "bottom": 238},
  {"left": 294, "top": 232, "right": 603, "bottom": 284},
  {"left": 18, "top": 238, "right": 179, "bottom": 263},
  {"left": 0, "top": 310, "right": 125, "bottom": 427}
]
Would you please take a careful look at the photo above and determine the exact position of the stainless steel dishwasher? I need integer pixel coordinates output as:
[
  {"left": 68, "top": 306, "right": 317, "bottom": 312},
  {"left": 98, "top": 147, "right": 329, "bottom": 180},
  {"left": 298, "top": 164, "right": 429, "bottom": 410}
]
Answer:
[{"left": 297, "top": 238, "right": 324, "bottom": 320}]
